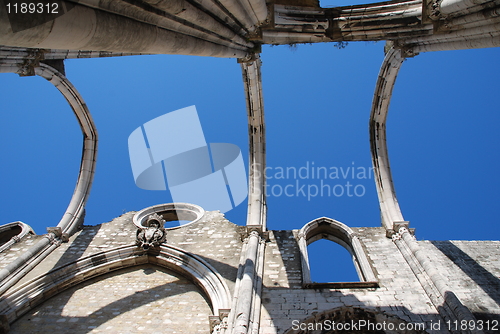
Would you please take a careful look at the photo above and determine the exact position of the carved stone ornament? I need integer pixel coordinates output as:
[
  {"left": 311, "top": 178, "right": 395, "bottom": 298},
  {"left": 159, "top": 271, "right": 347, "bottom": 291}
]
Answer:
[{"left": 136, "top": 213, "right": 167, "bottom": 250}]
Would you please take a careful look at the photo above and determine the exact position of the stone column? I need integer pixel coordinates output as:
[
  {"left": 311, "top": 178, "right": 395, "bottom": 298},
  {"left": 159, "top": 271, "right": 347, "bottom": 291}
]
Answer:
[{"left": 227, "top": 54, "right": 267, "bottom": 334}]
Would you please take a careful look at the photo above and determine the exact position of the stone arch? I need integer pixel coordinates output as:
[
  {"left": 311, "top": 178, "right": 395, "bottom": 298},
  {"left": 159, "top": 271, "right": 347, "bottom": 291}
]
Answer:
[
  {"left": 283, "top": 306, "right": 429, "bottom": 334},
  {"left": 9, "top": 264, "right": 213, "bottom": 333},
  {"left": 0, "top": 61, "right": 97, "bottom": 297},
  {"left": 369, "top": 47, "right": 407, "bottom": 234},
  {"left": 0, "top": 62, "right": 97, "bottom": 237},
  {"left": 0, "top": 244, "right": 231, "bottom": 331},
  {"left": 297, "top": 217, "right": 377, "bottom": 288},
  {"left": 0, "top": 222, "right": 34, "bottom": 253}
]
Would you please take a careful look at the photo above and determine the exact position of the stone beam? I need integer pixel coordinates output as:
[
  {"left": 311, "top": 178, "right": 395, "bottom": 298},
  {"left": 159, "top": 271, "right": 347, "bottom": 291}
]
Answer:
[{"left": 0, "top": 2, "right": 249, "bottom": 58}]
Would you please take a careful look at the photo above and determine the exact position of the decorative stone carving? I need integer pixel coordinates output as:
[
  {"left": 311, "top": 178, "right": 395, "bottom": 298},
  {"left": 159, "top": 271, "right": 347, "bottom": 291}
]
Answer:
[
  {"left": 240, "top": 226, "right": 269, "bottom": 242},
  {"left": 429, "top": 0, "right": 443, "bottom": 20},
  {"left": 211, "top": 308, "right": 230, "bottom": 333},
  {"left": 17, "top": 49, "right": 45, "bottom": 76},
  {"left": 47, "top": 226, "right": 70, "bottom": 243},
  {"left": 211, "top": 318, "right": 228, "bottom": 334},
  {"left": 136, "top": 213, "right": 167, "bottom": 250}
]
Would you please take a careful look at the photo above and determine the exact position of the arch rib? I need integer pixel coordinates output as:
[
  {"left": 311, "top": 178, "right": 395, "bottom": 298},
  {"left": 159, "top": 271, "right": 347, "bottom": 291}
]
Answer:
[
  {"left": 241, "top": 55, "right": 266, "bottom": 229},
  {"left": 369, "top": 47, "right": 406, "bottom": 232},
  {"left": 367, "top": 51, "right": 483, "bottom": 330},
  {"left": 34, "top": 63, "right": 98, "bottom": 236},
  {"left": 0, "top": 62, "right": 97, "bottom": 295}
]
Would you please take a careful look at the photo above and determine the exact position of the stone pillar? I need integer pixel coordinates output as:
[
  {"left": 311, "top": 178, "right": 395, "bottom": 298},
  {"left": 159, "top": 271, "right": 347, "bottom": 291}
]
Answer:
[{"left": 228, "top": 54, "right": 267, "bottom": 334}]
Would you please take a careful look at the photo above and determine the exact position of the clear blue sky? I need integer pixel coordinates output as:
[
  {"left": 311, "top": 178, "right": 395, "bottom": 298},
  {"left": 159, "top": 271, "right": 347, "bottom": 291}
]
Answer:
[{"left": 1, "top": 42, "right": 498, "bottom": 282}]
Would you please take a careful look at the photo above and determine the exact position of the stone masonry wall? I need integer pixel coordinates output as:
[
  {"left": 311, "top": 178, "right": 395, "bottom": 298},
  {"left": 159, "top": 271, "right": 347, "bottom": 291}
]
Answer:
[
  {"left": 165, "top": 210, "right": 245, "bottom": 292},
  {"left": 9, "top": 264, "right": 211, "bottom": 334},
  {"left": 5, "top": 210, "right": 244, "bottom": 295},
  {"left": 2, "top": 212, "right": 499, "bottom": 334},
  {"left": 419, "top": 240, "right": 500, "bottom": 324},
  {"left": 8, "top": 212, "right": 138, "bottom": 291},
  {"left": 0, "top": 234, "right": 45, "bottom": 273},
  {"left": 1, "top": 210, "right": 244, "bottom": 333},
  {"left": 262, "top": 230, "right": 303, "bottom": 289},
  {"left": 259, "top": 227, "right": 443, "bottom": 334}
]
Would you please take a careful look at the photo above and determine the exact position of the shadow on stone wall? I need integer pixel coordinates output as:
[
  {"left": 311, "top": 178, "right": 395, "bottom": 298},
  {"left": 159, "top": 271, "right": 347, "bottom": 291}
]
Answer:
[
  {"left": 51, "top": 225, "right": 102, "bottom": 271},
  {"left": 195, "top": 254, "right": 239, "bottom": 284},
  {"left": 430, "top": 242, "right": 500, "bottom": 304},
  {"left": 431, "top": 241, "right": 500, "bottom": 328},
  {"left": 29, "top": 225, "right": 104, "bottom": 329},
  {"left": 273, "top": 230, "right": 303, "bottom": 287},
  {"left": 9, "top": 264, "right": 211, "bottom": 334}
]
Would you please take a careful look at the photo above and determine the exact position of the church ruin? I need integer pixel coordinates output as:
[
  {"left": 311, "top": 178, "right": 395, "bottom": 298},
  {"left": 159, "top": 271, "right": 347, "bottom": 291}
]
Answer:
[{"left": 0, "top": 0, "right": 499, "bottom": 333}]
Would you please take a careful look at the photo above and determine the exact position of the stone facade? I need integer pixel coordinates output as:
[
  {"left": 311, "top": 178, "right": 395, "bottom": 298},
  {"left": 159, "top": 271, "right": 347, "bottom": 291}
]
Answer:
[{"left": 1, "top": 210, "right": 499, "bottom": 334}]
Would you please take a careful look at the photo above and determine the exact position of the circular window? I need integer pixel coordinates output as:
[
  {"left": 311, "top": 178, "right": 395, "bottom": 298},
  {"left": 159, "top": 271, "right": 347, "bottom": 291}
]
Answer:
[{"left": 133, "top": 203, "right": 205, "bottom": 229}]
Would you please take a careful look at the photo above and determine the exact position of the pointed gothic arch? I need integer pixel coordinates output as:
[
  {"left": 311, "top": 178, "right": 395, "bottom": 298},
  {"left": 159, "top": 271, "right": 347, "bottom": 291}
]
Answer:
[
  {"left": 0, "top": 244, "right": 232, "bottom": 332},
  {"left": 0, "top": 222, "right": 34, "bottom": 253},
  {"left": 297, "top": 217, "right": 378, "bottom": 288}
]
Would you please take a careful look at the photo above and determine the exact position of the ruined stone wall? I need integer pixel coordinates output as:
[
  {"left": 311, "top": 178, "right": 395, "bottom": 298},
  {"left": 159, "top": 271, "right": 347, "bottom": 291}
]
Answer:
[
  {"left": 259, "top": 228, "right": 441, "bottom": 334},
  {"left": 1, "top": 212, "right": 499, "bottom": 334},
  {"left": 258, "top": 228, "right": 500, "bottom": 334},
  {"left": 1, "top": 210, "right": 243, "bottom": 333},
  {"left": 9, "top": 213, "right": 138, "bottom": 290},
  {"left": 4, "top": 211, "right": 244, "bottom": 294},
  {"left": 165, "top": 211, "right": 245, "bottom": 292}
]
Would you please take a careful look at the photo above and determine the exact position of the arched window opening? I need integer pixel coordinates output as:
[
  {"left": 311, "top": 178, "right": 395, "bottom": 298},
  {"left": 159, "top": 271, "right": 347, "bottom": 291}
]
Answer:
[
  {"left": 0, "top": 222, "right": 35, "bottom": 253},
  {"left": 308, "top": 238, "right": 360, "bottom": 282},
  {"left": 0, "top": 225, "right": 22, "bottom": 247},
  {"left": 298, "top": 217, "right": 378, "bottom": 288}
]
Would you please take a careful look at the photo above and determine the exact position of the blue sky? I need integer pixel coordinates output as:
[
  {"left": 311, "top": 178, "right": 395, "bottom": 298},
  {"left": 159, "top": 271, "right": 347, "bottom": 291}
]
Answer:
[{"left": 1, "top": 42, "right": 499, "bottom": 282}]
